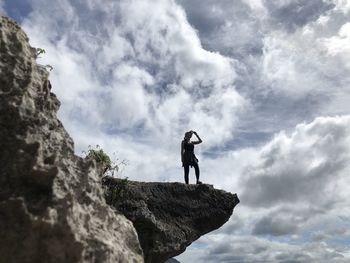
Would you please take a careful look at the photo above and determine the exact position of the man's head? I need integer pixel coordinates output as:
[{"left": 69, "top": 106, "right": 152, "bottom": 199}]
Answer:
[{"left": 184, "top": 131, "right": 193, "bottom": 140}]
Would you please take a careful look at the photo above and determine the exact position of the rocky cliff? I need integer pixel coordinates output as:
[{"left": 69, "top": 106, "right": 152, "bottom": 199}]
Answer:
[
  {"left": 103, "top": 177, "right": 239, "bottom": 263},
  {"left": 0, "top": 16, "right": 239, "bottom": 263},
  {"left": 0, "top": 16, "right": 143, "bottom": 263}
]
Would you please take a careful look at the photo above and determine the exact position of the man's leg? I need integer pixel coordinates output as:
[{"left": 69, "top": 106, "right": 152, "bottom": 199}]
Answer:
[
  {"left": 193, "top": 162, "right": 200, "bottom": 183},
  {"left": 184, "top": 164, "right": 189, "bottom": 184}
]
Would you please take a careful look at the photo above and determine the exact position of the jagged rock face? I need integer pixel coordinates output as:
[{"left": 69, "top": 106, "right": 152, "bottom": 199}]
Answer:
[
  {"left": 103, "top": 177, "right": 240, "bottom": 263},
  {"left": 0, "top": 16, "right": 144, "bottom": 263}
]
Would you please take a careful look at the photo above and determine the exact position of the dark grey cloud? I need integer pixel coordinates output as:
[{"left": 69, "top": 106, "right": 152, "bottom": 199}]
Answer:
[
  {"left": 177, "top": 0, "right": 264, "bottom": 58},
  {"left": 213, "top": 216, "right": 245, "bottom": 235},
  {"left": 252, "top": 216, "right": 298, "bottom": 236},
  {"left": 251, "top": 205, "right": 329, "bottom": 236},
  {"left": 264, "top": 0, "right": 335, "bottom": 32},
  {"left": 176, "top": 0, "right": 227, "bottom": 35}
]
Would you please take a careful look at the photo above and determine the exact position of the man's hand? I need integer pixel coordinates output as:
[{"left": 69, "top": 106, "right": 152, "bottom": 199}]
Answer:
[{"left": 191, "top": 131, "right": 202, "bottom": 144}]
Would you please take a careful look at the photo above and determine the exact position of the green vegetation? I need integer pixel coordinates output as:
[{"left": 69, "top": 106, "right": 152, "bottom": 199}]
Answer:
[
  {"left": 85, "top": 145, "right": 113, "bottom": 175},
  {"left": 36, "top": 48, "right": 46, "bottom": 58},
  {"left": 84, "top": 145, "right": 129, "bottom": 203},
  {"left": 84, "top": 145, "right": 128, "bottom": 177},
  {"left": 35, "top": 48, "right": 54, "bottom": 71},
  {"left": 45, "top": 65, "right": 53, "bottom": 71}
]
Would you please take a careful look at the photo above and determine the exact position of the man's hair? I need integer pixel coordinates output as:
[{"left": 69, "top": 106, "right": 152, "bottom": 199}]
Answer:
[{"left": 184, "top": 131, "right": 192, "bottom": 140}]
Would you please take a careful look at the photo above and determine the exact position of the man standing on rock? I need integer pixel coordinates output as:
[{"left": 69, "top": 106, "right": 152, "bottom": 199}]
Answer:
[{"left": 181, "top": 130, "right": 202, "bottom": 184}]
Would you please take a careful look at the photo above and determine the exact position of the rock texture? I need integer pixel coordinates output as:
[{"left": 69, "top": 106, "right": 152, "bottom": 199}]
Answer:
[
  {"left": 103, "top": 177, "right": 240, "bottom": 263},
  {"left": 0, "top": 16, "right": 144, "bottom": 263}
]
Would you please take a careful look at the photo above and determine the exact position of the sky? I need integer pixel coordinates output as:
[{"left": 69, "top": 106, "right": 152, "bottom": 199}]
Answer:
[{"left": 1, "top": 0, "right": 350, "bottom": 262}]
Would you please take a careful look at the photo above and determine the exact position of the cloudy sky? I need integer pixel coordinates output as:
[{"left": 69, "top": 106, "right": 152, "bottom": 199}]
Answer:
[{"left": 2, "top": 0, "right": 350, "bottom": 262}]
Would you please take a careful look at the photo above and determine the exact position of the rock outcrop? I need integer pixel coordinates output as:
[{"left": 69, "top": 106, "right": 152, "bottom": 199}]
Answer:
[
  {"left": 103, "top": 177, "right": 240, "bottom": 263},
  {"left": 0, "top": 16, "right": 144, "bottom": 263}
]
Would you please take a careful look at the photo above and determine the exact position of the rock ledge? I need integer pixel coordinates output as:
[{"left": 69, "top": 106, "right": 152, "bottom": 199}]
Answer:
[{"left": 103, "top": 177, "right": 240, "bottom": 263}]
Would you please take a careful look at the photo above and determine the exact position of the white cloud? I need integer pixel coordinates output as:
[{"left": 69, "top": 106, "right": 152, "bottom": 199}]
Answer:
[
  {"left": 261, "top": 29, "right": 346, "bottom": 98},
  {"left": 320, "top": 22, "right": 350, "bottom": 56},
  {"left": 105, "top": 64, "right": 154, "bottom": 128},
  {"left": 22, "top": 0, "right": 244, "bottom": 150},
  {"left": 312, "top": 227, "right": 347, "bottom": 242},
  {"left": 332, "top": 0, "right": 350, "bottom": 13},
  {"left": 241, "top": 116, "right": 350, "bottom": 207},
  {"left": 177, "top": 235, "right": 350, "bottom": 263}
]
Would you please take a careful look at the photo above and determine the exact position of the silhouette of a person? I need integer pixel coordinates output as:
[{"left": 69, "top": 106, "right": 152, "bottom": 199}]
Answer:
[{"left": 181, "top": 130, "right": 202, "bottom": 184}]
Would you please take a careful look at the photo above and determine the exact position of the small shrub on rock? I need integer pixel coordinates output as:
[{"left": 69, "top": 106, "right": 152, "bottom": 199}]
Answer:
[{"left": 84, "top": 145, "right": 118, "bottom": 176}]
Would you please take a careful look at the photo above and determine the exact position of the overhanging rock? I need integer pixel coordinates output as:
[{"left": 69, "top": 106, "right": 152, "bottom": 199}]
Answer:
[{"left": 103, "top": 177, "right": 240, "bottom": 263}]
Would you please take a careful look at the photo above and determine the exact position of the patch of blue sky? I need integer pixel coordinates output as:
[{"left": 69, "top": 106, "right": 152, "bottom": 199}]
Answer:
[
  {"left": 3, "top": 0, "right": 32, "bottom": 23},
  {"left": 187, "top": 240, "right": 208, "bottom": 250},
  {"left": 217, "top": 227, "right": 250, "bottom": 237},
  {"left": 287, "top": 224, "right": 350, "bottom": 246},
  {"left": 258, "top": 234, "right": 300, "bottom": 245},
  {"left": 326, "top": 235, "right": 350, "bottom": 247}
]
